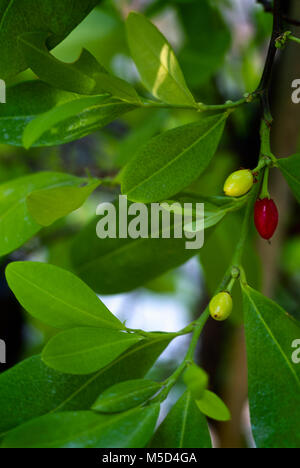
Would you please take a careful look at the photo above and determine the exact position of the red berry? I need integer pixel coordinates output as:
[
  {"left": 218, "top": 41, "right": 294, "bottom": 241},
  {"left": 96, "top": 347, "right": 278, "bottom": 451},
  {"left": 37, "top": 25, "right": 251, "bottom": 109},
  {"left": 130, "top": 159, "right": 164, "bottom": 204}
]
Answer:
[{"left": 254, "top": 198, "right": 279, "bottom": 240}]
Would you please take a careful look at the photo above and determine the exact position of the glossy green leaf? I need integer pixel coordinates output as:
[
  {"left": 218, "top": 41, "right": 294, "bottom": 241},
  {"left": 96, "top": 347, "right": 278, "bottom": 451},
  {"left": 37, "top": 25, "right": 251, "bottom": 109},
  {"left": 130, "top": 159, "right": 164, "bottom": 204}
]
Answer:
[
  {"left": 0, "top": 340, "right": 169, "bottom": 436},
  {"left": 19, "top": 33, "right": 105, "bottom": 94},
  {"left": 0, "top": 0, "right": 99, "bottom": 80},
  {"left": 243, "top": 285, "right": 300, "bottom": 448},
  {"left": 150, "top": 392, "right": 212, "bottom": 448},
  {"left": 92, "top": 379, "right": 162, "bottom": 413},
  {"left": 42, "top": 328, "right": 142, "bottom": 375},
  {"left": 5, "top": 262, "right": 122, "bottom": 330},
  {"left": 278, "top": 154, "right": 300, "bottom": 203},
  {"left": 0, "top": 81, "right": 136, "bottom": 148},
  {"left": 196, "top": 391, "right": 231, "bottom": 422},
  {"left": 0, "top": 172, "right": 85, "bottom": 256},
  {"left": 2, "top": 405, "right": 160, "bottom": 448},
  {"left": 0, "top": 81, "right": 81, "bottom": 147},
  {"left": 27, "top": 179, "right": 100, "bottom": 226},
  {"left": 24, "top": 36, "right": 139, "bottom": 103},
  {"left": 121, "top": 114, "right": 227, "bottom": 202},
  {"left": 126, "top": 12, "right": 195, "bottom": 107},
  {"left": 23, "top": 95, "right": 136, "bottom": 149}
]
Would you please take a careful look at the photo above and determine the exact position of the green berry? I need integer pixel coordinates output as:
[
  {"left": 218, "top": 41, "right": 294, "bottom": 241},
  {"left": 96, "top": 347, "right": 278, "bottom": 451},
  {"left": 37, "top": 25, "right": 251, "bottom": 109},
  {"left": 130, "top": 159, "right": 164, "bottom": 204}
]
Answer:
[
  {"left": 183, "top": 364, "right": 208, "bottom": 400},
  {"left": 224, "top": 169, "right": 254, "bottom": 197},
  {"left": 209, "top": 292, "right": 233, "bottom": 322}
]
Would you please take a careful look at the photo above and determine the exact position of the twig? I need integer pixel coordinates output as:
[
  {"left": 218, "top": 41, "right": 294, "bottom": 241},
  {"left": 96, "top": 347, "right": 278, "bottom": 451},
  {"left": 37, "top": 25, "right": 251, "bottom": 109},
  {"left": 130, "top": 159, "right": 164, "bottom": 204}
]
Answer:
[
  {"left": 257, "top": 0, "right": 300, "bottom": 27},
  {"left": 257, "top": 0, "right": 285, "bottom": 122},
  {"left": 288, "top": 35, "right": 300, "bottom": 45}
]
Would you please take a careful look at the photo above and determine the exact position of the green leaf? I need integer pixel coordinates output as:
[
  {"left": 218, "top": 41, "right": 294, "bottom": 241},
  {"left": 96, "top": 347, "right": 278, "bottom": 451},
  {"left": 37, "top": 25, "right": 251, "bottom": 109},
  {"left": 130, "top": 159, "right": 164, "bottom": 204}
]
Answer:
[
  {"left": 121, "top": 114, "right": 227, "bottom": 202},
  {"left": 0, "top": 0, "right": 99, "bottom": 80},
  {"left": 243, "top": 285, "right": 300, "bottom": 448},
  {"left": 23, "top": 94, "right": 136, "bottom": 149},
  {"left": 150, "top": 392, "right": 212, "bottom": 448},
  {"left": 278, "top": 154, "right": 300, "bottom": 203},
  {"left": 27, "top": 179, "right": 100, "bottom": 226},
  {"left": 0, "top": 340, "right": 169, "bottom": 436},
  {"left": 0, "top": 172, "right": 85, "bottom": 256},
  {"left": 5, "top": 262, "right": 122, "bottom": 330},
  {"left": 0, "top": 81, "right": 136, "bottom": 148},
  {"left": 2, "top": 406, "right": 160, "bottom": 448},
  {"left": 92, "top": 379, "right": 162, "bottom": 413},
  {"left": 21, "top": 33, "right": 139, "bottom": 103},
  {"left": 0, "top": 81, "right": 81, "bottom": 146},
  {"left": 19, "top": 33, "right": 105, "bottom": 94},
  {"left": 126, "top": 12, "right": 195, "bottom": 107},
  {"left": 42, "top": 328, "right": 142, "bottom": 375},
  {"left": 196, "top": 391, "right": 231, "bottom": 422}
]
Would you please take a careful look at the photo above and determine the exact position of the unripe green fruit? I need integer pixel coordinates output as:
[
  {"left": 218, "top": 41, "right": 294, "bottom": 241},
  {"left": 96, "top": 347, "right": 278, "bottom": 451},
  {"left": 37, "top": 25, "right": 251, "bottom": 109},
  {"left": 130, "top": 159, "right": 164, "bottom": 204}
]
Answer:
[
  {"left": 209, "top": 292, "right": 233, "bottom": 322},
  {"left": 224, "top": 169, "right": 254, "bottom": 197},
  {"left": 184, "top": 364, "right": 208, "bottom": 400}
]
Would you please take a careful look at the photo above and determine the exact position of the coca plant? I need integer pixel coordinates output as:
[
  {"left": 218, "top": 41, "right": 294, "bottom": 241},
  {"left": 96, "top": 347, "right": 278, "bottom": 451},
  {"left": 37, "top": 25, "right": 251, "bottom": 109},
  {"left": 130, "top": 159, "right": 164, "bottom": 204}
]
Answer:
[{"left": 0, "top": 0, "right": 299, "bottom": 449}]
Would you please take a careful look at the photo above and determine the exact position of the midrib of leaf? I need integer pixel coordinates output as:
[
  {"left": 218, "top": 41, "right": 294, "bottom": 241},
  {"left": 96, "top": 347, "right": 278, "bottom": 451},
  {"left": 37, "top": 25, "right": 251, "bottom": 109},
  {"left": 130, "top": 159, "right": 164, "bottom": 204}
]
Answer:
[
  {"left": 179, "top": 393, "right": 190, "bottom": 448},
  {"left": 246, "top": 290, "right": 300, "bottom": 388},
  {"left": 46, "top": 335, "right": 140, "bottom": 361},
  {"left": 126, "top": 114, "right": 226, "bottom": 197},
  {"left": 9, "top": 269, "right": 118, "bottom": 328},
  {"left": 137, "top": 33, "right": 194, "bottom": 105}
]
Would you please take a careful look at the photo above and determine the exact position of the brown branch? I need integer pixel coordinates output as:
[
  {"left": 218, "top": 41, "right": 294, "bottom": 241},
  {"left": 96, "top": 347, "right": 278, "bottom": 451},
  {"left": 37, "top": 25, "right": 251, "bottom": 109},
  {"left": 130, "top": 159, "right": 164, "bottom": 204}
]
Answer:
[
  {"left": 257, "top": 0, "right": 300, "bottom": 27},
  {"left": 257, "top": 0, "right": 285, "bottom": 122}
]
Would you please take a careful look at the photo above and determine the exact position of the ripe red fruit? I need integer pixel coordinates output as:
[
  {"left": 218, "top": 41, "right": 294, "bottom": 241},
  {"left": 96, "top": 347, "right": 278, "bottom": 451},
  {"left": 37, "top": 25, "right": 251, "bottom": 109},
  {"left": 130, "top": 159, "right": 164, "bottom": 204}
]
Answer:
[{"left": 254, "top": 198, "right": 279, "bottom": 240}]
